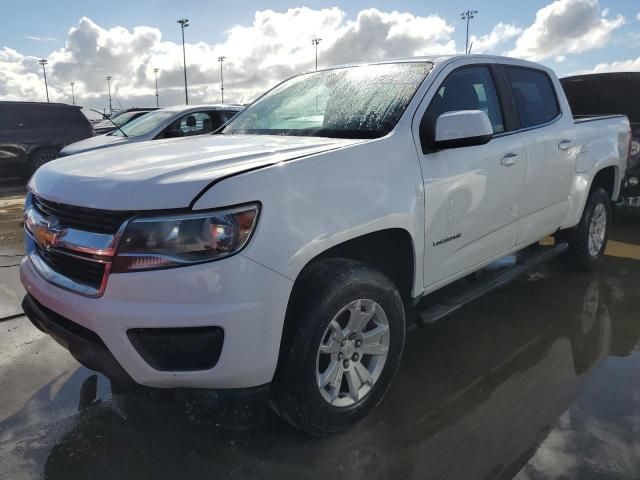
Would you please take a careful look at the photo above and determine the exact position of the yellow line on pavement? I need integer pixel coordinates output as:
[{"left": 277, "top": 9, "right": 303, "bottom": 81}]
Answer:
[{"left": 606, "top": 240, "right": 640, "bottom": 261}]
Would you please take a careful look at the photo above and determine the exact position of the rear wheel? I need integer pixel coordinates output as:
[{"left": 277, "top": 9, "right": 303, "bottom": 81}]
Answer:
[
  {"left": 562, "top": 187, "right": 611, "bottom": 270},
  {"left": 272, "top": 259, "right": 406, "bottom": 436},
  {"left": 28, "top": 147, "right": 59, "bottom": 175}
]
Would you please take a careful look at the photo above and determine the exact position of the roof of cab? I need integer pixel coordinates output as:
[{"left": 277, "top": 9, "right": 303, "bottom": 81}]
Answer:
[
  {"left": 311, "top": 54, "right": 551, "bottom": 73},
  {"left": 159, "top": 104, "right": 244, "bottom": 113}
]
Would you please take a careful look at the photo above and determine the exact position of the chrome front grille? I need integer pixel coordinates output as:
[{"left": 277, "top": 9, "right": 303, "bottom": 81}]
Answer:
[
  {"left": 25, "top": 195, "right": 129, "bottom": 297},
  {"left": 38, "top": 248, "right": 107, "bottom": 288},
  {"left": 33, "top": 196, "right": 131, "bottom": 234}
]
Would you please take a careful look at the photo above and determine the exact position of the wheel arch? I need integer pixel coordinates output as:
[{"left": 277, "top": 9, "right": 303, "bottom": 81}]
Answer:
[
  {"left": 279, "top": 228, "right": 416, "bottom": 354},
  {"left": 589, "top": 165, "right": 619, "bottom": 201},
  {"left": 563, "top": 164, "right": 621, "bottom": 230}
]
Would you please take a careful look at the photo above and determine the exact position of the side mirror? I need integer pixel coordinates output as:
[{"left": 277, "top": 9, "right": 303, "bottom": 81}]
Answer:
[{"left": 431, "top": 110, "right": 493, "bottom": 150}]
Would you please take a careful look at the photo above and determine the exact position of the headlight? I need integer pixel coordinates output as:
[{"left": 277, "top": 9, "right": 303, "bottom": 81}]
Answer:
[
  {"left": 112, "top": 203, "right": 259, "bottom": 273},
  {"left": 631, "top": 140, "right": 640, "bottom": 157}
]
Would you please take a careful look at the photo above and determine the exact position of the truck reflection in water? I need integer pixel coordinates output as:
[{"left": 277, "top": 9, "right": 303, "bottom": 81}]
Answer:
[{"left": 2, "top": 258, "right": 639, "bottom": 480}]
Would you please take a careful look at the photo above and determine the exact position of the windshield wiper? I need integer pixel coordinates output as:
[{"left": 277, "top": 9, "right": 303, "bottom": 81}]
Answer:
[{"left": 89, "top": 109, "right": 128, "bottom": 138}]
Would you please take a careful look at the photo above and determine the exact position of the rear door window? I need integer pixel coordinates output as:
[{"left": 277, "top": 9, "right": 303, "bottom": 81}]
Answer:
[
  {"left": 59, "top": 107, "right": 90, "bottom": 128},
  {"left": 505, "top": 67, "right": 560, "bottom": 129}
]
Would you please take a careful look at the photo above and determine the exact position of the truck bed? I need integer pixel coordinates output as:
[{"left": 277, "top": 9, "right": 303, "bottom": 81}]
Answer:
[{"left": 573, "top": 114, "right": 626, "bottom": 123}]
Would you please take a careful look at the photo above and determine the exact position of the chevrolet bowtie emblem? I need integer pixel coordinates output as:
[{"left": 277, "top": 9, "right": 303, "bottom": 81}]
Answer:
[{"left": 25, "top": 208, "right": 64, "bottom": 249}]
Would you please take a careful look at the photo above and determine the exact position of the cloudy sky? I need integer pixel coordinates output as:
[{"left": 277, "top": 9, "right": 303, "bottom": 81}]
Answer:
[{"left": 1, "top": 0, "right": 639, "bottom": 117}]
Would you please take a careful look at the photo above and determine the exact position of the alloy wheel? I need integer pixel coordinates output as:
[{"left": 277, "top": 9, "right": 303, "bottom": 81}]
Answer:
[{"left": 315, "top": 299, "right": 390, "bottom": 407}]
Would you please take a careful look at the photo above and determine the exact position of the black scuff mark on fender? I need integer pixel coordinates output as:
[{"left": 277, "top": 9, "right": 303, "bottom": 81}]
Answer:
[{"left": 188, "top": 143, "right": 363, "bottom": 210}]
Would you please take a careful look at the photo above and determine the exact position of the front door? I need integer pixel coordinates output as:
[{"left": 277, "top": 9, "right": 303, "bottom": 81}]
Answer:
[{"left": 416, "top": 64, "right": 526, "bottom": 289}]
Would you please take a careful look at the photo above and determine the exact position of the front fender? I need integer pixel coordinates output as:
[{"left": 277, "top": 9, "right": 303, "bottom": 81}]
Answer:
[{"left": 192, "top": 132, "right": 426, "bottom": 297}]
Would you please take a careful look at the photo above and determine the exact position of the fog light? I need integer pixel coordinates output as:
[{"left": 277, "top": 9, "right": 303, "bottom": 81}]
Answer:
[{"left": 629, "top": 177, "right": 639, "bottom": 186}]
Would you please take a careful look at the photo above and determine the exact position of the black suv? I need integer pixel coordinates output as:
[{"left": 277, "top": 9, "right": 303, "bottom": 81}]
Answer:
[
  {"left": 561, "top": 73, "right": 640, "bottom": 202},
  {"left": 0, "top": 102, "right": 93, "bottom": 177}
]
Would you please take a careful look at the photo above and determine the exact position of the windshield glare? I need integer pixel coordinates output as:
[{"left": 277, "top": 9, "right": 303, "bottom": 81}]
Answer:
[
  {"left": 222, "top": 62, "right": 432, "bottom": 139},
  {"left": 110, "top": 111, "right": 173, "bottom": 137}
]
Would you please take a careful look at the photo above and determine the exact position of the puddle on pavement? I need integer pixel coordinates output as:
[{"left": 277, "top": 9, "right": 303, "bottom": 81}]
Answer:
[{"left": 0, "top": 198, "right": 639, "bottom": 479}]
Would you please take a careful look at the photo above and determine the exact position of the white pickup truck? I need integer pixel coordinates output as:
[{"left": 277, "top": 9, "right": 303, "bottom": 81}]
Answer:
[{"left": 21, "top": 55, "right": 630, "bottom": 435}]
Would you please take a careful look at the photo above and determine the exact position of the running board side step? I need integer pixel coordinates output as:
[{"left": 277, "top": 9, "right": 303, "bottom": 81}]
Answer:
[{"left": 416, "top": 243, "right": 568, "bottom": 325}]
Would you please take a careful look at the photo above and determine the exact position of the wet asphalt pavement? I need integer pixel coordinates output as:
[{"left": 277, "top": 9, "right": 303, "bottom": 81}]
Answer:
[{"left": 1, "top": 180, "right": 639, "bottom": 479}]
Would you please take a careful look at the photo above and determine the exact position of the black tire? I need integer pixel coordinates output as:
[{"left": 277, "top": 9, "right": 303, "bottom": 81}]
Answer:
[
  {"left": 562, "top": 187, "right": 611, "bottom": 270},
  {"left": 272, "top": 258, "right": 406, "bottom": 436},
  {"left": 28, "top": 147, "right": 59, "bottom": 175}
]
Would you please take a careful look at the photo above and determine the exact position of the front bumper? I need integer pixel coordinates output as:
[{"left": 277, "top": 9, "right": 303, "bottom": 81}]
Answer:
[
  {"left": 23, "top": 293, "right": 139, "bottom": 391},
  {"left": 20, "top": 253, "right": 293, "bottom": 389}
]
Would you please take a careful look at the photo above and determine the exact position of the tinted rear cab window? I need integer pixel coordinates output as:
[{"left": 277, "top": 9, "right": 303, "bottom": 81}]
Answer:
[{"left": 505, "top": 67, "right": 560, "bottom": 128}]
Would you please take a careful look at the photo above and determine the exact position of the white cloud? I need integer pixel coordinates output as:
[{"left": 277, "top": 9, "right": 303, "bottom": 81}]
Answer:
[
  {"left": 637, "top": 12, "right": 640, "bottom": 21},
  {"left": 469, "top": 22, "right": 522, "bottom": 53},
  {"left": 508, "top": 0, "right": 625, "bottom": 60},
  {"left": 583, "top": 56, "right": 640, "bottom": 73},
  {"left": 1, "top": 2, "right": 631, "bottom": 113},
  {"left": 0, "top": 9, "right": 457, "bottom": 113},
  {"left": 0, "top": 48, "right": 44, "bottom": 101}
]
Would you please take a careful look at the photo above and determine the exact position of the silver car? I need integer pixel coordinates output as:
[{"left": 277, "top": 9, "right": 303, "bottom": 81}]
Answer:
[{"left": 59, "top": 104, "right": 242, "bottom": 157}]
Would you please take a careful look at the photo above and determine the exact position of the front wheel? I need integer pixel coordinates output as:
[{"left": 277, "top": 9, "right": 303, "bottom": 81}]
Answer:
[
  {"left": 272, "top": 259, "right": 406, "bottom": 436},
  {"left": 562, "top": 187, "right": 612, "bottom": 270}
]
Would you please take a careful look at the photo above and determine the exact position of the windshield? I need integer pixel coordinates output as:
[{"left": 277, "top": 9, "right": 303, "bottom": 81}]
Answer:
[
  {"left": 221, "top": 62, "right": 432, "bottom": 139},
  {"left": 110, "top": 111, "right": 174, "bottom": 137},
  {"left": 96, "top": 111, "right": 140, "bottom": 128},
  {"left": 112, "top": 111, "right": 146, "bottom": 126}
]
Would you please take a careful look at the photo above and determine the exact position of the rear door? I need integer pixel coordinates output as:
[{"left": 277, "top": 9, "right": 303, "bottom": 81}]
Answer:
[
  {"left": 414, "top": 61, "right": 527, "bottom": 288},
  {"left": 502, "top": 66, "right": 575, "bottom": 244}
]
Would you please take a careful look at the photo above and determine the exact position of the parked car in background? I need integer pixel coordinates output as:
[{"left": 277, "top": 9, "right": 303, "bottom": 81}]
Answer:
[
  {"left": 21, "top": 56, "right": 630, "bottom": 436},
  {"left": 93, "top": 108, "right": 157, "bottom": 135},
  {"left": 0, "top": 101, "right": 93, "bottom": 177},
  {"left": 561, "top": 72, "right": 640, "bottom": 205},
  {"left": 59, "top": 104, "right": 242, "bottom": 157}
]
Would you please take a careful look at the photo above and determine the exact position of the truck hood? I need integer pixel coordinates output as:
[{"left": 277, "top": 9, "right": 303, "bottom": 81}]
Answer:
[
  {"left": 60, "top": 134, "right": 130, "bottom": 156},
  {"left": 30, "top": 134, "right": 359, "bottom": 210}
]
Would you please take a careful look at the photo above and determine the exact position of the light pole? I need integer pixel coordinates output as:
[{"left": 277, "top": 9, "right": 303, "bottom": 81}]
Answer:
[
  {"left": 153, "top": 68, "right": 159, "bottom": 107},
  {"left": 217, "top": 56, "right": 226, "bottom": 103},
  {"left": 70, "top": 82, "right": 75, "bottom": 105},
  {"left": 460, "top": 10, "right": 478, "bottom": 54},
  {"left": 106, "top": 76, "right": 113, "bottom": 116},
  {"left": 311, "top": 38, "right": 322, "bottom": 70},
  {"left": 177, "top": 18, "right": 189, "bottom": 105},
  {"left": 38, "top": 59, "right": 49, "bottom": 103}
]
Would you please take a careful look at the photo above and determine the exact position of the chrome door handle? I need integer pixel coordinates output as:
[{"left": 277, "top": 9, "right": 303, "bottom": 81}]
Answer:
[
  {"left": 500, "top": 153, "right": 518, "bottom": 166},
  {"left": 558, "top": 140, "right": 576, "bottom": 151}
]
